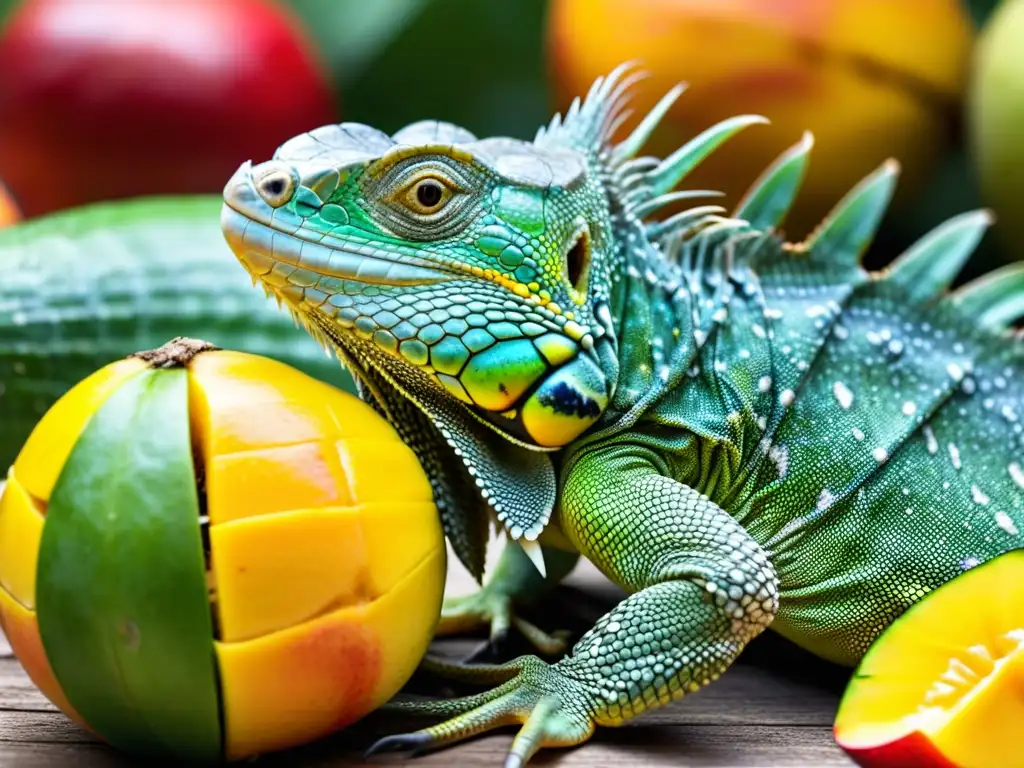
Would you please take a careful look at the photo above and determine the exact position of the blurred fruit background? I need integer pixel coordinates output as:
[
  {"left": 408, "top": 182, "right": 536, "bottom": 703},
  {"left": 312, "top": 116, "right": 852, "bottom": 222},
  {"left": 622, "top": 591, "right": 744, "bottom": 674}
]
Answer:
[{"left": 0, "top": 0, "right": 1018, "bottom": 276}]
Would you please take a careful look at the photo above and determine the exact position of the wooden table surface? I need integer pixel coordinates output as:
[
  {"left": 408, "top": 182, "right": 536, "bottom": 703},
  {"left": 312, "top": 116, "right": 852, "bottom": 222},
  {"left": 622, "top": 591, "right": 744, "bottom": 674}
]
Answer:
[{"left": 0, "top": 543, "right": 856, "bottom": 767}]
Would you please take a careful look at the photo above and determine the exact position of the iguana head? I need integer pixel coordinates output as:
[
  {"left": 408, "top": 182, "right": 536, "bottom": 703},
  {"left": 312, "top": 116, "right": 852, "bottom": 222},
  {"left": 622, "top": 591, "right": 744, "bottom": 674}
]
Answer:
[{"left": 222, "top": 110, "right": 620, "bottom": 451}]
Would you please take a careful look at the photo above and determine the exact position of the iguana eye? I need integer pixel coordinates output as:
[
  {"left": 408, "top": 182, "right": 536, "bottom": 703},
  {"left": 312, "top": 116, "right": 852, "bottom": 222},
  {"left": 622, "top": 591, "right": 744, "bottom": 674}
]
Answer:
[{"left": 400, "top": 176, "right": 454, "bottom": 215}]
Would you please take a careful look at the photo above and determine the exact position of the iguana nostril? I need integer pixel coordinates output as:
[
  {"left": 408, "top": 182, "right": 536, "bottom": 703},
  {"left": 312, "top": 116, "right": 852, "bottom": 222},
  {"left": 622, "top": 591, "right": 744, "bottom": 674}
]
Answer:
[
  {"left": 250, "top": 163, "right": 295, "bottom": 208},
  {"left": 256, "top": 172, "right": 293, "bottom": 207}
]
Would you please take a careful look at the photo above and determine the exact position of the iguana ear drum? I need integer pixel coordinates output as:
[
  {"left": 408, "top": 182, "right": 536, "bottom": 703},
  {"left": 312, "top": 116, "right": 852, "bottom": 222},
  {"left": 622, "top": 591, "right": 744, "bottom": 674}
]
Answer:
[{"left": 520, "top": 354, "right": 608, "bottom": 447}]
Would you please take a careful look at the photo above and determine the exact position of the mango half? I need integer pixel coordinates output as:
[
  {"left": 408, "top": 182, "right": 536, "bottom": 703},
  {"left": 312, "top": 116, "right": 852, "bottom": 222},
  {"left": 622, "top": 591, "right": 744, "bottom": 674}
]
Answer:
[
  {"left": 0, "top": 338, "right": 445, "bottom": 762},
  {"left": 834, "top": 549, "right": 1024, "bottom": 768}
]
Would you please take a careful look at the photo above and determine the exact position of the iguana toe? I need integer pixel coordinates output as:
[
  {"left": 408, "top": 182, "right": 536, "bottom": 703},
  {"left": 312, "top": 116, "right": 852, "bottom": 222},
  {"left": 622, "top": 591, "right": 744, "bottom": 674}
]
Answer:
[
  {"left": 368, "top": 656, "right": 596, "bottom": 766},
  {"left": 437, "top": 588, "right": 569, "bottom": 658}
]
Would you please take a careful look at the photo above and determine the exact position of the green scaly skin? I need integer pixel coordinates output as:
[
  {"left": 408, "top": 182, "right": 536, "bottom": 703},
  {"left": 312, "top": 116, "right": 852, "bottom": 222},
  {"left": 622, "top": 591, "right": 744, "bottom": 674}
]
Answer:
[{"left": 212, "top": 63, "right": 1018, "bottom": 765}]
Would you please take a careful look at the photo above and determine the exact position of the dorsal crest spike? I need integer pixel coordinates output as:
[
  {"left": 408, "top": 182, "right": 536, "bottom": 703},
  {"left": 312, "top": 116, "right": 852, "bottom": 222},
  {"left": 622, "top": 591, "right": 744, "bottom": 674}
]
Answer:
[
  {"left": 632, "top": 189, "right": 724, "bottom": 219},
  {"left": 647, "top": 115, "right": 769, "bottom": 198},
  {"left": 885, "top": 209, "right": 993, "bottom": 303},
  {"left": 646, "top": 205, "right": 728, "bottom": 241},
  {"left": 733, "top": 131, "right": 814, "bottom": 230},
  {"left": 948, "top": 261, "right": 1024, "bottom": 330},
  {"left": 802, "top": 158, "right": 900, "bottom": 268},
  {"left": 613, "top": 83, "right": 688, "bottom": 163},
  {"left": 535, "top": 61, "right": 648, "bottom": 152}
]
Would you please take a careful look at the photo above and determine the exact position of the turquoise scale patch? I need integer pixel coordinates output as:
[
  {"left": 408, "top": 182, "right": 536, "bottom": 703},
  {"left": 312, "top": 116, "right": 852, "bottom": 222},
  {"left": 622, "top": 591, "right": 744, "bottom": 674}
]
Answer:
[{"left": 430, "top": 336, "right": 471, "bottom": 375}]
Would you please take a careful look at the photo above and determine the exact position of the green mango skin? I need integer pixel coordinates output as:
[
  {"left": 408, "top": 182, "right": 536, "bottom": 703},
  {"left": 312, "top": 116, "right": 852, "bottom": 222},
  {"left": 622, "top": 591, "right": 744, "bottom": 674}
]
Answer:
[
  {"left": 36, "top": 366, "right": 222, "bottom": 763},
  {"left": 969, "top": 0, "right": 1024, "bottom": 252}
]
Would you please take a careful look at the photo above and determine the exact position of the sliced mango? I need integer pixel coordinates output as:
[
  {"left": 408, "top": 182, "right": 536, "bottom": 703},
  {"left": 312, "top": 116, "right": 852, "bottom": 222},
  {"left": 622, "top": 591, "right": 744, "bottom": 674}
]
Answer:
[
  {"left": 0, "top": 587, "right": 85, "bottom": 728},
  {"left": 210, "top": 506, "right": 368, "bottom": 642},
  {"left": 205, "top": 440, "right": 353, "bottom": 524},
  {"left": 835, "top": 549, "right": 1024, "bottom": 768},
  {"left": 4, "top": 343, "right": 444, "bottom": 764},
  {"left": 336, "top": 437, "right": 433, "bottom": 505},
  {"left": 13, "top": 357, "right": 146, "bottom": 502},
  {"left": 210, "top": 500, "right": 440, "bottom": 643}
]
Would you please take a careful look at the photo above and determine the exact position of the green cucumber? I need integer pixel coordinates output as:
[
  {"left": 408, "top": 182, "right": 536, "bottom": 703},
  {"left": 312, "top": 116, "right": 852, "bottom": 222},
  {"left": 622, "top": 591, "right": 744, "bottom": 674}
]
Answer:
[{"left": 0, "top": 195, "right": 354, "bottom": 468}]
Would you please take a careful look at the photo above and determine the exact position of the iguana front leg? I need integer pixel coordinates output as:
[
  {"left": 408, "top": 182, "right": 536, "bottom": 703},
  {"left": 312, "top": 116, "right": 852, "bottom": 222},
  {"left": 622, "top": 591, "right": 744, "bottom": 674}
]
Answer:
[
  {"left": 437, "top": 539, "right": 580, "bottom": 656},
  {"left": 368, "top": 443, "right": 779, "bottom": 765}
]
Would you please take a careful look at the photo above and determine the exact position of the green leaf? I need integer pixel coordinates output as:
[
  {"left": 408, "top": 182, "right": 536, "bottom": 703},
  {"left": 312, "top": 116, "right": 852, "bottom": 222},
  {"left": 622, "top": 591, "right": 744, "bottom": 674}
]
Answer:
[
  {"left": 36, "top": 366, "right": 222, "bottom": 763},
  {"left": 0, "top": 195, "right": 355, "bottom": 469}
]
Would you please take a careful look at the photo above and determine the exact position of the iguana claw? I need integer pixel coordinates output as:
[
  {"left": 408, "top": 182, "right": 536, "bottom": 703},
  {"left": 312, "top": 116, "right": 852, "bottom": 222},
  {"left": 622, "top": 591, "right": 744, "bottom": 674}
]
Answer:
[
  {"left": 437, "top": 589, "right": 571, "bottom": 657},
  {"left": 366, "top": 656, "right": 596, "bottom": 766},
  {"left": 435, "top": 540, "right": 579, "bottom": 658}
]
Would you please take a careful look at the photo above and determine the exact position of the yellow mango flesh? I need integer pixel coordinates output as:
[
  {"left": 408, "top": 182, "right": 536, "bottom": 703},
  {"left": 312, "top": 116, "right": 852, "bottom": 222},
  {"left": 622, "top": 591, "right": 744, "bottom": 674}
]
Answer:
[
  {"left": 13, "top": 357, "right": 146, "bottom": 502},
  {"left": 0, "top": 468, "right": 44, "bottom": 609},
  {"left": 215, "top": 547, "right": 445, "bottom": 761},
  {"left": 0, "top": 470, "right": 85, "bottom": 727},
  {"left": 835, "top": 550, "right": 1024, "bottom": 767},
  {"left": 187, "top": 350, "right": 444, "bottom": 759}
]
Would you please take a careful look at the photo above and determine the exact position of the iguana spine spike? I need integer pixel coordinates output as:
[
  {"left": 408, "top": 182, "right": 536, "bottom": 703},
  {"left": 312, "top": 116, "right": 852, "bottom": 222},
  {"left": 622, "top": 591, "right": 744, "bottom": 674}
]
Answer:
[
  {"left": 802, "top": 158, "right": 901, "bottom": 267},
  {"left": 733, "top": 130, "right": 815, "bottom": 230},
  {"left": 885, "top": 209, "right": 994, "bottom": 302},
  {"left": 632, "top": 189, "right": 724, "bottom": 219},
  {"left": 948, "top": 262, "right": 1024, "bottom": 329},
  {"left": 647, "top": 115, "right": 769, "bottom": 197},
  {"left": 647, "top": 205, "right": 728, "bottom": 241},
  {"left": 613, "top": 83, "right": 687, "bottom": 163}
]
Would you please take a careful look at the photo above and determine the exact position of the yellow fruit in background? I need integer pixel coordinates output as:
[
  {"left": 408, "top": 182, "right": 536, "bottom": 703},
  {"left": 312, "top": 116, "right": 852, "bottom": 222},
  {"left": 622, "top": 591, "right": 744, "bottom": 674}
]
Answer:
[
  {"left": 0, "top": 338, "right": 445, "bottom": 763},
  {"left": 969, "top": 0, "right": 1024, "bottom": 253},
  {"left": 547, "top": 0, "right": 974, "bottom": 238}
]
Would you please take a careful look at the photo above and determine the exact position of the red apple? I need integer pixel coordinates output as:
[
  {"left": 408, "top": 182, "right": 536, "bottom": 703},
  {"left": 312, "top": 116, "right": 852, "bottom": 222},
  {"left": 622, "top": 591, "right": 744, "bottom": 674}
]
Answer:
[{"left": 0, "top": 0, "right": 338, "bottom": 217}]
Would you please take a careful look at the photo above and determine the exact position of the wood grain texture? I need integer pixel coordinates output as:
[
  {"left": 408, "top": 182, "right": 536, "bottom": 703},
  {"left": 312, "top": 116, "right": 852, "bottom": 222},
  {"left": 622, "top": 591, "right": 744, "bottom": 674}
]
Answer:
[{"left": 0, "top": 546, "right": 855, "bottom": 767}]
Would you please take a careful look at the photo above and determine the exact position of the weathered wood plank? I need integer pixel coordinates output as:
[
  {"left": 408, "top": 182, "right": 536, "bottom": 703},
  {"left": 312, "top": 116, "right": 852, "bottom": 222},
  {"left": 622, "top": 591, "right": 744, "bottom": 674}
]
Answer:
[
  {"left": 1, "top": 710, "right": 851, "bottom": 767},
  {"left": 0, "top": 650, "right": 853, "bottom": 766}
]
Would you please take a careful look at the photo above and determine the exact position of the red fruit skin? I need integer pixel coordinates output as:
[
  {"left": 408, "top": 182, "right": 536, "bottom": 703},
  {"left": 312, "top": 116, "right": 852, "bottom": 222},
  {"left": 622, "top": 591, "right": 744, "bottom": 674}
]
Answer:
[
  {"left": 836, "top": 727, "right": 962, "bottom": 768},
  {"left": 0, "top": 0, "right": 338, "bottom": 217}
]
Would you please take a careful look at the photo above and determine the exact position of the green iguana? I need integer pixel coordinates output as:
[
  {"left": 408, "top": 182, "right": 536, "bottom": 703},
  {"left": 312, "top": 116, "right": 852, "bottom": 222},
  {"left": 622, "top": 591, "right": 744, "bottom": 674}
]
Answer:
[{"left": 216, "top": 64, "right": 1024, "bottom": 765}]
